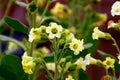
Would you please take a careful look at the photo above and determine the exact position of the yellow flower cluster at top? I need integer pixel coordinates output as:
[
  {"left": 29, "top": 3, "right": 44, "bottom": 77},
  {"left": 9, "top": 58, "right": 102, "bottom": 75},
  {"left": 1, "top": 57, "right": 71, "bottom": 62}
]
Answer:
[{"left": 28, "top": 22, "right": 84, "bottom": 55}]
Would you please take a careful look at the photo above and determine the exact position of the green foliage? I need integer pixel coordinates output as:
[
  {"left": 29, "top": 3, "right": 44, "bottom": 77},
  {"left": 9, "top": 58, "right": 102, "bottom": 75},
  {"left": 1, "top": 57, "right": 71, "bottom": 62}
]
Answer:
[
  {"left": 0, "top": 55, "right": 28, "bottom": 80},
  {"left": 4, "top": 17, "right": 29, "bottom": 34}
]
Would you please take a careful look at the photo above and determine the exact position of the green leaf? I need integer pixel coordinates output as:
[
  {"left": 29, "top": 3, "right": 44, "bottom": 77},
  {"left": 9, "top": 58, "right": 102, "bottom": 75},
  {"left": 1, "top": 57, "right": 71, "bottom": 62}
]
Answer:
[
  {"left": 0, "top": 34, "right": 26, "bottom": 50},
  {"left": 114, "top": 60, "right": 120, "bottom": 72},
  {"left": 40, "top": 17, "right": 60, "bottom": 25},
  {"left": 97, "top": 50, "right": 116, "bottom": 59},
  {"left": 84, "top": 43, "right": 93, "bottom": 49},
  {"left": 0, "top": 55, "right": 28, "bottom": 80},
  {"left": 4, "top": 17, "right": 29, "bottom": 34}
]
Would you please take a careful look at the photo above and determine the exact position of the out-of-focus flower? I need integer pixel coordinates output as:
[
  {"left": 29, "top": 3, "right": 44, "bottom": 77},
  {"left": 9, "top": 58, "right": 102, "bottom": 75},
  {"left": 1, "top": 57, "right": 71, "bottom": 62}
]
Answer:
[
  {"left": 84, "top": 54, "right": 97, "bottom": 65},
  {"left": 46, "top": 63, "right": 55, "bottom": 71},
  {"left": 8, "top": 42, "right": 18, "bottom": 51},
  {"left": 46, "top": 22, "right": 63, "bottom": 39},
  {"left": 51, "top": 2, "right": 72, "bottom": 19},
  {"left": 103, "top": 57, "right": 115, "bottom": 69},
  {"left": 98, "top": 13, "right": 107, "bottom": 22},
  {"left": 92, "top": 27, "right": 106, "bottom": 40},
  {"left": 37, "top": 0, "right": 46, "bottom": 6},
  {"left": 39, "top": 47, "right": 50, "bottom": 57},
  {"left": 108, "top": 20, "right": 118, "bottom": 29},
  {"left": 74, "top": 57, "right": 86, "bottom": 70},
  {"left": 22, "top": 52, "right": 36, "bottom": 74},
  {"left": 108, "top": 20, "right": 120, "bottom": 31},
  {"left": 36, "top": 15, "right": 41, "bottom": 25},
  {"left": 111, "top": 1, "right": 120, "bottom": 16},
  {"left": 69, "top": 38, "right": 84, "bottom": 55},
  {"left": 117, "top": 55, "right": 120, "bottom": 64},
  {"left": 65, "top": 75, "right": 74, "bottom": 80}
]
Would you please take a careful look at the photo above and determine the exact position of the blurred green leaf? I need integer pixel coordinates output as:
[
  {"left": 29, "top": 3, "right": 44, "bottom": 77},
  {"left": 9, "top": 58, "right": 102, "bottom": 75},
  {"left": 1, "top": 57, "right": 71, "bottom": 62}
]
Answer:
[
  {"left": 114, "top": 60, "right": 120, "bottom": 72},
  {"left": 84, "top": 43, "right": 93, "bottom": 49},
  {"left": 4, "top": 17, "right": 29, "bottom": 34},
  {"left": 0, "top": 26, "right": 5, "bottom": 34},
  {"left": 0, "top": 76, "right": 5, "bottom": 80},
  {"left": 97, "top": 50, "right": 116, "bottom": 59},
  {"left": 0, "top": 55, "right": 28, "bottom": 80},
  {"left": 40, "top": 17, "right": 60, "bottom": 25},
  {"left": 0, "top": 34, "right": 26, "bottom": 50}
]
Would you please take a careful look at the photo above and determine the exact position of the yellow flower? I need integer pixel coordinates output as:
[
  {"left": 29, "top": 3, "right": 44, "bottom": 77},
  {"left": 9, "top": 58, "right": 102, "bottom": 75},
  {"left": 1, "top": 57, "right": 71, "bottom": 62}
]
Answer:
[
  {"left": 74, "top": 57, "right": 86, "bottom": 70},
  {"left": 111, "top": 1, "right": 120, "bottom": 16},
  {"left": 69, "top": 38, "right": 84, "bottom": 55},
  {"left": 65, "top": 75, "right": 74, "bottom": 80},
  {"left": 46, "top": 22, "right": 63, "bottom": 39},
  {"left": 51, "top": 2, "right": 72, "bottom": 19},
  {"left": 22, "top": 52, "right": 36, "bottom": 74},
  {"left": 92, "top": 27, "right": 106, "bottom": 40},
  {"left": 103, "top": 57, "right": 115, "bottom": 69}
]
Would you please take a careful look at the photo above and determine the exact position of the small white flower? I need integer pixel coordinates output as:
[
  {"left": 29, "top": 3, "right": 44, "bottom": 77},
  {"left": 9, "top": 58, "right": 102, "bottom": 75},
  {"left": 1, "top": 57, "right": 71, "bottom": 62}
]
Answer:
[
  {"left": 69, "top": 38, "right": 84, "bottom": 55},
  {"left": 117, "top": 55, "right": 120, "bottom": 64},
  {"left": 66, "top": 75, "right": 74, "bottom": 80},
  {"left": 46, "top": 63, "right": 55, "bottom": 71},
  {"left": 46, "top": 22, "right": 63, "bottom": 39},
  {"left": 111, "top": 1, "right": 120, "bottom": 16},
  {"left": 84, "top": 54, "right": 97, "bottom": 65},
  {"left": 74, "top": 57, "right": 87, "bottom": 70},
  {"left": 92, "top": 27, "right": 106, "bottom": 40}
]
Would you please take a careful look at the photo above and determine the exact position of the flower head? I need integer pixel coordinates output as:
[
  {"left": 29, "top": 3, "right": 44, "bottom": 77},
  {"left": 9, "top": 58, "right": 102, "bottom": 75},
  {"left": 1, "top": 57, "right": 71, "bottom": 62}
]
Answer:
[
  {"left": 22, "top": 52, "right": 36, "bottom": 74},
  {"left": 29, "top": 28, "right": 41, "bottom": 42},
  {"left": 46, "top": 22, "right": 63, "bottom": 39},
  {"left": 92, "top": 27, "right": 106, "bottom": 40},
  {"left": 69, "top": 38, "right": 84, "bottom": 55},
  {"left": 84, "top": 54, "right": 97, "bottom": 65},
  {"left": 74, "top": 57, "right": 87, "bottom": 70},
  {"left": 111, "top": 1, "right": 120, "bottom": 16},
  {"left": 103, "top": 57, "right": 115, "bottom": 69},
  {"left": 66, "top": 75, "right": 74, "bottom": 80}
]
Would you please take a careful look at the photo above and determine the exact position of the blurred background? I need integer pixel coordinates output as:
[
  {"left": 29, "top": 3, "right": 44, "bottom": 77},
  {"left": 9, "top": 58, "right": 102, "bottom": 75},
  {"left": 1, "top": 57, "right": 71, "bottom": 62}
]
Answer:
[{"left": 0, "top": 0, "right": 120, "bottom": 80}]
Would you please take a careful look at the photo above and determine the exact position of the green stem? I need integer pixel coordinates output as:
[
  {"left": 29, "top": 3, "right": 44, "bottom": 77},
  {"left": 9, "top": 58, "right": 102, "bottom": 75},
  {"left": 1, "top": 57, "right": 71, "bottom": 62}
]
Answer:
[
  {"left": 38, "top": 0, "right": 51, "bottom": 26},
  {"left": 111, "top": 37, "right": 120, "bottom": 54},
  {"left": 41, "top": 59, "right": 54, "bottom": 80},
  {"left": 57, "top": 44, "right": 66, "bottom": 64},
  {"left": 54, "top": 38, "right": 58, "bottom": 80},
  {"left": 105, "top": 68, "right": 108, "bottom": 75},
  {"left": 0, "top": 41, "right": 2, "bottom": 54},
  {"left": 112, "top": 69, "right": 116, "bottom": 80},
  {"left": 0, "top": 0, "right": 12, "bottom": 26}
]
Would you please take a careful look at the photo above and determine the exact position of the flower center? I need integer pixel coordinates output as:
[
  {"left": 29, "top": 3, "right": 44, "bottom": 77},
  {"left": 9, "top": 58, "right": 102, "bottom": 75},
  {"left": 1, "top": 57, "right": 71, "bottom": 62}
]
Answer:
[
  {"left": 51, "top": 28, "right": 58, "bottom": 34},
  {"left": 115, "top": 7, "right": 119, "bottom": 12},
  {"left": 106, "top": 61, "right": 111, "bottom": 65},
  {"left": 73, "top": 43, "right": 78, "bottom": 49}
]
